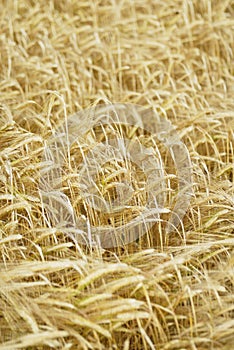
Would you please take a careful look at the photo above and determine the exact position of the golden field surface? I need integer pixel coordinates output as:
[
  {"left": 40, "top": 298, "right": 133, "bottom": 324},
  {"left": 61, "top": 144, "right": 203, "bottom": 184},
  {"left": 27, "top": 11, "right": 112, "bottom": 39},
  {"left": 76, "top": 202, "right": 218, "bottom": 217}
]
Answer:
[{"left": 0, "top": 0, "right": 234, "bottom": 349}]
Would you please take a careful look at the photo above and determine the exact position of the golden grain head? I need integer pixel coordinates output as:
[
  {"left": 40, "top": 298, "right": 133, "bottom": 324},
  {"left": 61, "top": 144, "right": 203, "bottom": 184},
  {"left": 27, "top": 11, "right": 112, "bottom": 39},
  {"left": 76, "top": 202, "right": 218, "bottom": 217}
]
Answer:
[{"left": 0, "top": 0, "right": 234, "bottom": 349}]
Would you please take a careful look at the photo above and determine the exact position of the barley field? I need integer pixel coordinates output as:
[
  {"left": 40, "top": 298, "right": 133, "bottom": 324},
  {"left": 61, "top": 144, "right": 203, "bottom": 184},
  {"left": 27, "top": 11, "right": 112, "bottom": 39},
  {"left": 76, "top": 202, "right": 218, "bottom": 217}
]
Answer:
[{"left": 0, "top": 0, "right": 234, "bottom": 349}]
